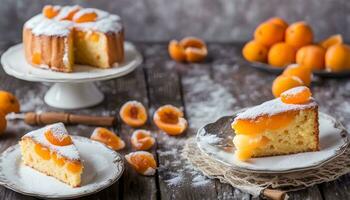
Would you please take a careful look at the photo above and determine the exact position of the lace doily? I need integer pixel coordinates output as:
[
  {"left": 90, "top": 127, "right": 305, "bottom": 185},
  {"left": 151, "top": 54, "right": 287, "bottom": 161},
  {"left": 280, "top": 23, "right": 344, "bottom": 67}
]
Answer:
[{"left": 183, "top": 138, "right": 350, "bottom": 199}]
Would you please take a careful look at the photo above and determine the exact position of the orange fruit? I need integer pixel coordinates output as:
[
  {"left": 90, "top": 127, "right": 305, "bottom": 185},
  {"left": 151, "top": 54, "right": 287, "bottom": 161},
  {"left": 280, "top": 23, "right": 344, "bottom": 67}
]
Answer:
[
  {"left": 319, "top": 34, "right": 343, "bottom": 49},
  {"left": 168, "top": 40, "right": 186, "bottom": 62},
  {"left": 90, "top": 127, "right": 125, "bottom": 151},
  {"left": 168, "top": 37, "right": 207, "bottom": 63},
  {"left": 131, "top": 129, "right": 155, "bottom": 151},
  {"left": 268, "top": 42, "right": 296, "bottom": 67},
  {"left": 325, "top": 44, "right": 350, "bottom": 72},
  {"left": 272, "top": 75, "right": 304, "bottom": 97},
  {"left": 266, "top": 17, "right": 288, "bottom": 31},
  {"left": 119, "top": 101, "right": 148, "bottom": 127},
  {"left": 242, "top": 40, "right": 268, "bottom": 63},
  {"left": 282, "top": 64, "right": 312, "bottom": 86},
  {"left": 280, "top": 86, "right": 312, "bottom": 104},
  {"left": 254, "top": 22, "right": 285, "bottom": 47},
  {"left": 0, "top": 111, "right": 6, "bottom": 135},
  {"left": 153, "top": 105, "right": 187, "bottom": 136},
  {"left": 125, "top": 151, "right": 157, "bottom": 176},
  {"left": 296, "top": 45, "right": 326, "bottom": 70},
  {"left": 285, "top": 22, "right": 313, "bottom": 49},
  {"left": 0, "top": 91, "right": 20, "bottom": 115}
]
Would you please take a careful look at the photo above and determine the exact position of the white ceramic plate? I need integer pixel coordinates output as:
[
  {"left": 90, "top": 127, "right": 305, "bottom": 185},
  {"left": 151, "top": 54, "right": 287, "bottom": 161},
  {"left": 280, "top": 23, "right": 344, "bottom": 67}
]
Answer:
[
  {"left": 196, "top": 111, "right": 349, "bottom": 173},
  {"left": 0, "top": 136, "right": 124, "bottom": 199},
  {"left": 0, "top": 42, "right": 142, "bottom": 83}
]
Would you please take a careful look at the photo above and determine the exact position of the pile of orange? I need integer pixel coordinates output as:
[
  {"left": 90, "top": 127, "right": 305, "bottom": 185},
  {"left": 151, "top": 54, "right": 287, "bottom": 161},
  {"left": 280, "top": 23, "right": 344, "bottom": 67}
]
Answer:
[{"left": 243, "top": 17, "right": 350, "bottom": 72}]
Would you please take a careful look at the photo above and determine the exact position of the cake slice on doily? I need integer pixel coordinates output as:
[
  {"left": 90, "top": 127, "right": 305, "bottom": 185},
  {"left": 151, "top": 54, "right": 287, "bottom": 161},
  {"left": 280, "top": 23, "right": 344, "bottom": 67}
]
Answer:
[
  {"left": 232, "top": 86, "right": 319, "bottom": 161},
  {"left": 19, "top": 123, "right": 83, "bottom": 187}
]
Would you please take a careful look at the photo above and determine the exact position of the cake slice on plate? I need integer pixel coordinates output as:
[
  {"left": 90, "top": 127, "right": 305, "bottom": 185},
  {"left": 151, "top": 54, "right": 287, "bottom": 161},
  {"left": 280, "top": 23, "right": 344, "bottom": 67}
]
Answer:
[
  {"left": 231, "top": 86, "right": 319, "bottom": 161},
  {"left": 19, "top": 123, "right": 83, "bottom": 187}
]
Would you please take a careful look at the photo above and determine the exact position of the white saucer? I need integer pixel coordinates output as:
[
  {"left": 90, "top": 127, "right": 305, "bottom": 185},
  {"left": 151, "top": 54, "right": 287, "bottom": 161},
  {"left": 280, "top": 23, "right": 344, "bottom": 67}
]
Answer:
[
  {"left": 0, "top": 42, "right": 142, "bottom": 109},
  {"left": 0, "top": 136, "right": 124, "bottom": 199},
  {"left": 1, "top": 42, "right": 142, "bottom": 83},
  {"left": 196, "top": 111, "right": 349, "bottom": 173}
]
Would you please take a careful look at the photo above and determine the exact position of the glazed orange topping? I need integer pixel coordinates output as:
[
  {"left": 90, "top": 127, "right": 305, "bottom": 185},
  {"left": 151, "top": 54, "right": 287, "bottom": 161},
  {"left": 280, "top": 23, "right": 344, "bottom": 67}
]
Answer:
[
  {"left": 90, "top": 127, "right": 125, "bottom": 151},
  {"left": 74, "top": 12, "right": 98, "bottom": 23},
  {"left": 43, "top": 5, "right": 60, "bottom": 19},
  {"left": 45, "top": 130, "right": 73, "bottom": 146},
  {"left": 120, "top": 101, "right": 148, "bottom": 127},
  {"left": 52, "top": 153, "right": 65, "bottom": 167},
  {"left": 32, "top": 52, "right": 42, "bottom": 65},
  {"left": 168, "top": 37, "right": 207, "bottom": 63},
  {"left": 59, "top": 6, "right": 81, "bottom": 21},
  {"left": 232, "top": 112, "right": 296, "bottom": 136},
  {"left": 125, "top": 152, "right": 157, "bottom": 175},
  {"left": 131, "top": 130, "right": 155, "bottom": 151},
  {"left": 66, "top": 161, "right": 82, "bottom": 173},
  {"left": 34, "top": 143, "right": 51, "bottom": 160},
  {"left": 153, "top": 105, "right": 188, "bottom": 136},
  {"left": 281, "top": 86, "right": 312, "bottom": 104}
]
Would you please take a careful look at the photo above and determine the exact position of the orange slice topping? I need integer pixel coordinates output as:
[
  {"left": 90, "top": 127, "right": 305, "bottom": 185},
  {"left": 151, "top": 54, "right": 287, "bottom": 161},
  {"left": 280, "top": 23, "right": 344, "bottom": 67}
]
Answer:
[
  {"left": 45, "top": 129, "right": 73, "bottom": 146},
  {"left": 120, "top": 101, "right": 148, "bottom": 127},
  {"left": 125, "top": 151, "right": 157, "bottom": 176},
  {"left": 90, "top": 127, "right": 125, "bottom": 150},
  {"left": 34, "top": 143, "right": 51, "bottom": 160},
  {"left": 43, "top": 5, "right": 60, "bottom": 19},
  {"left": 281, "top": 86, "right": 312, "bottom": 104},
  {"left": 153, "top": 105, "right": 188, "bottom": 136},
  {"left": 131, "top": 130, "right": 155, "bottom": 151},
  {"left": 67, "top": 161, "right": 82, "bottom": 173},
  {"left": 232, "top": 112, "right": 296, "bottom": 136},
  {"left": 52, "top": 153, "right": 65, "bottom": 167},
  {"left": 57, "top": 6, "right": 81, "bottom": 21},
  {"left": 73, "top": 11, "right": 98, "bottom": 23}
]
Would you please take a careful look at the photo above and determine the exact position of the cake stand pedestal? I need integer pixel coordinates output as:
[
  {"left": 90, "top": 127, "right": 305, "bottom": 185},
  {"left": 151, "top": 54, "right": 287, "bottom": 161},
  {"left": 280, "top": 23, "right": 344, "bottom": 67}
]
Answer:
[{"left": 1, "top": 42, "right": 142, "bottom": 109}]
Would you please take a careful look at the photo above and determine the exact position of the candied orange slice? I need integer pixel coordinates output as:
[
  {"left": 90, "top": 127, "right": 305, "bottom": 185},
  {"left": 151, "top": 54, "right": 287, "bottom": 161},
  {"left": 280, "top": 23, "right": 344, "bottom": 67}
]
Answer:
[
  {"left": 32, "top": 52, "right": 42, "bottom": 65},
  {"left": 320, "top": 34, "right": 343, "bottom": 49},
  {"left": 67, "top": 161, "right": 82, "bottom": 173},
  {"left": 125, "top": 151, "right": 157, "bottom": 176},
  {"left": 119, "top": 101, "right": 148, "bottom": 127},
  {"left": 42, "top": 5, "right": 60, "bottom": 19},
  {"left": 52, "top": 153, "right": 65, "bottom": 167},
  {"left": 73, "top": 11, "right": 98, "bottom": 23},
  {"left": 45, "top": 129, "right": 73, "bottom": 146},
  {"left": 57, "top": 6, "right": 81, "bottom": 21},
  {"left": 34, "top": 143, "right": 51, "bottom": 160},
  {"left": 281, "top": 86, "right": 312, "bottom": 104},
  {"left": 153, "top": 105, "right": 188, "bottom": 136},
  {"left": 233, "top": 112, "right": 296, "bottom": 136},
  {"left": 90, "top": 127, "right": 125, "bottom": 150},
  {"left": 131, "top": 129, "right": 155, "bottom": 150}
]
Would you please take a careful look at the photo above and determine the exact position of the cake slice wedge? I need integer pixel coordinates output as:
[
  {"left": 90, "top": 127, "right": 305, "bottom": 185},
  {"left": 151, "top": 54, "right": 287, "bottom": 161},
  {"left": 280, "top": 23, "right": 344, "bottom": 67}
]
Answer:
[
  {"left": 19, "top": 123, "right": 83, "bottom": 187},
  {"left": 231, "top": 86, "right": 319, "bottom": 161}
]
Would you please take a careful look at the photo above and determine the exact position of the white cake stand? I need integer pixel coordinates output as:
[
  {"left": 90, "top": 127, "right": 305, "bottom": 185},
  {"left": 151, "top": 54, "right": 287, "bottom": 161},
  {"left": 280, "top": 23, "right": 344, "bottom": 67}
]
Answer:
[{"left": 1, "top": 42, "right": 142, "bottom": 109}]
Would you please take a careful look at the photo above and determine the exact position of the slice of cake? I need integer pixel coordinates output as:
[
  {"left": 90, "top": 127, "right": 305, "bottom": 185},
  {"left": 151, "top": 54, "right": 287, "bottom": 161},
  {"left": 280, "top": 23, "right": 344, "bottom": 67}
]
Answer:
[
  {"left": 19, "top": 123, "right": 83, "bottom": 187},
  {"left": 231, "top": 86, "right": 319, "bottom": 161}
]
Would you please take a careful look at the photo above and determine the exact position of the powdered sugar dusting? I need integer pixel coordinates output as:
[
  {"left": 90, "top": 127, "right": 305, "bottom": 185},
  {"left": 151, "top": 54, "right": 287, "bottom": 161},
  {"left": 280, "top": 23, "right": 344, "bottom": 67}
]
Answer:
[
  {"left": 235, "top": 97, "right": 317, "bottom": 120},
  {"left": 183, "top": 72, "right": 237, "bottom": 129},
  {"left": 281, "top": 86, "right": 308, "bottom": 97},
  {"left": 22, "top": 123, "right": 80, "bottom": 160}
]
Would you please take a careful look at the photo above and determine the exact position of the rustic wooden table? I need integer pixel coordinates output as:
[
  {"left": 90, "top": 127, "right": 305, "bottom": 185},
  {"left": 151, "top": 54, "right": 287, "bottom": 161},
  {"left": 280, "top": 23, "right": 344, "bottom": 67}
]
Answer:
[{"left": 0, "top": 42, "right": 349, "bottom": 200}]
